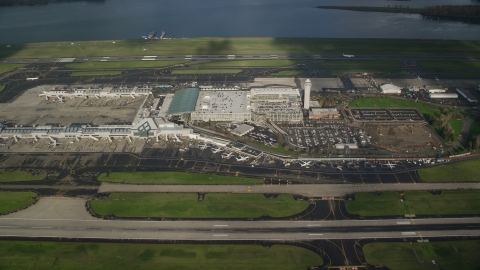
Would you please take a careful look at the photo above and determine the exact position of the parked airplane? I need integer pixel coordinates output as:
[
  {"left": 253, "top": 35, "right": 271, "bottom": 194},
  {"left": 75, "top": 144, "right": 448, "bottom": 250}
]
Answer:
[
  {"left": 236, "top": 155, "right": 248, "bottom": 162},
  {"left": 222, "top": 152, "right": 234, "bottom": 159},
  {"left": 343, "top": 53, "right": 355, "bottom": 58},
  {"left": 300, "top": 161, "right": 313, "bottom": 168},
  {"left": 417, "top": 76, "right": 422, "bottom": 81},
  {"left": 49, "top": 141, "right": 62, "bottom": 147},
  {"left": 199, "top": 143, "right": 209, "bottom": 150},
  {"left": 336, "top": 166, "right": 343, "bottom": 171},
  {"left": 435, "top": 77, "right": 440, "bottom": 81},
  {"left": 211, "top": 147, "right": 222, "bottom": 153},
  {"left": 382, "top": 162, "right": 396, "bottom": 169}
]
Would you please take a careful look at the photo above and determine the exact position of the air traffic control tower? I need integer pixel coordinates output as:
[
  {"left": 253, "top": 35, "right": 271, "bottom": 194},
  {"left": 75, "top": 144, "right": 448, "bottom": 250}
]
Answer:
[{"left": 304, "top": 79, "right": 312, "bottom": 110}]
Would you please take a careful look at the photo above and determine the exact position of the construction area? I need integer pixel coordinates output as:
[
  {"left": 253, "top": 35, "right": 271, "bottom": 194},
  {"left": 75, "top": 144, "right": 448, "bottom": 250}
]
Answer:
[{"left": 361, "top": 123, "right": 443, "bottom": 153}]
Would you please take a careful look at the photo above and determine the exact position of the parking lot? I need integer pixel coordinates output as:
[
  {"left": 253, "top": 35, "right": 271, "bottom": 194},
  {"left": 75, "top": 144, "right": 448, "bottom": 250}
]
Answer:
[
  {"left": 350, "top": 108, "right": 424, "bottom": 122},
  {"left": 287, "top": 125, "right": 366, "bottom": 149}
]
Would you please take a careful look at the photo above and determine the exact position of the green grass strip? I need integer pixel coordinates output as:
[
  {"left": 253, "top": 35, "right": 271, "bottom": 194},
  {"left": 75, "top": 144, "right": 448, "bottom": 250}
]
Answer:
[
  {"left": 271, "top": 70, "right": 306, "bottom": 76},
  {"left": 3, "top": 38, "right": 480, "bottom": 59},
  {"left": 90, "top": 193, "right": 309, "bottom": 218},
  {"left": 323, "top": 69, "right": 408, "bottom": 76},
  {"left": 418, "top": 60, "right": 480, "bottom": 68},
  {"left": 193, "top": 60, "right": 305, "bottom": 67},
  {"left": 67, "top": 60, "right": 188, "bottom": 69},
  {"left": 363, "top": 241, "right": 480, "bottom": 270},
  {"left": 419, "top": 159, "right": 480, "bottom": 182},
  {"left": 348, "top": 97, "right": 442, "bottom": 116},
  {"left": 0, "top": 171, "right": 46, "bottom": 182},
  {"left": 346, "top": 191, "right": 480, "bottom": 216},
  {"left": 316, "top": 60, "right": 402, "bottom": 68},
  {"left": 71, "top": 71, "right": 122, "bottom": 76},
  {"left": 0, "top": 241, "right": 322, "bottom": 270},
  {"left": 171, "top": 69, "right": 241, "bottom": 74},
  {"left": 0, "top": 64, "right": 23, "bottom": 75},
  {"left": 98, "top": 171, "right": 262, "bottom": 185},
  {"left": 0, "top": 191, "right": 36, "bottom": 214}
]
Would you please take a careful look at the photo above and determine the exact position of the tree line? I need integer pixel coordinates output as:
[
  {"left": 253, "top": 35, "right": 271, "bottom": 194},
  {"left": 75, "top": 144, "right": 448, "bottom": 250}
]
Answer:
[{"left": 421, "top": 5, "right": 480, "bottom": 18}]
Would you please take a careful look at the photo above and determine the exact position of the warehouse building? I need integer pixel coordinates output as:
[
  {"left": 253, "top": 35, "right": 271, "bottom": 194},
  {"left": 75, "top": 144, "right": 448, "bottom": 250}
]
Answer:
[
  {"left": 380, "top": 84, "right": 401, "bottom": 94},
  {"left": 429, "top": 93, "right": 458, "bottom": 99},
  {"left": 457, "top": 88, "right": 478, "bottom": 103}
]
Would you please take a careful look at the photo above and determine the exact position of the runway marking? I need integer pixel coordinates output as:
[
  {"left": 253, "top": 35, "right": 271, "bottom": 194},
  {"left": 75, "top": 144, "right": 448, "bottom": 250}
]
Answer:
[
  {"left": 214, "top": 225, "right": 228, "bottom": 227},
  {"left": 31, "top": 226, "right": 52, "bottom": 229},
  {"left": 308, "top": 234, "right": 323, "bottom": 236},
  {"left": 213, "top": 234, "right": 228, "bottom": 237},
  {"left": 401, "top": 232, "right": 417, "bottom": 235},
  {"left": 306, "top": 224, "right": 322, "bottom": 227},
  {"left": 397, "top": 221, "right": 411, "bottom": 225},
  {"left": 65, "top": 227, "right": 86, "bottom": 230}
]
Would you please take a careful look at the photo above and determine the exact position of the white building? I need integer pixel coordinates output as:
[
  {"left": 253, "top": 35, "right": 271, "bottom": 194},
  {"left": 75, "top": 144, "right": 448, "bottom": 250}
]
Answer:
[
  {"left": 249, "top": 87, "right": 303, "bottom": 122},
  {"left": 380, "top": 84, "right": 401, "bottom": 94},
  {"left": 428, "top": 89, "right": 447, "bottom": 93},
  {"left": 304, "top": 79, "right": 312, "bottom": 110},
  {"left": 39, "top": 86, "right": 151, "bottom": 100},
  {"left": 429, "top": 93, "right": 458, "bottom": 99}
]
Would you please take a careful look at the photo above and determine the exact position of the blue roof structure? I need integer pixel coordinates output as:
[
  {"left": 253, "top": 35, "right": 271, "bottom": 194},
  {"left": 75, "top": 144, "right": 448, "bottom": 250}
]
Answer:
[{"left": 167, "top": 88, "right": 200, "bottom": 115}]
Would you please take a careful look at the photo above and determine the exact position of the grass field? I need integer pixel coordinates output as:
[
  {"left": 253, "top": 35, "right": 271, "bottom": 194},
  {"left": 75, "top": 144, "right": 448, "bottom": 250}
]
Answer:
[
  {"left": 0, "top": 191, "right": 36, "bottom": 214},
  {"left": 2, "top": 38, "right": 480, "bottom": 59},
  {"left": 192, "top": 60, "right": 305, "bottom": 67},
  {"left": 316, "top": 60, "right": 402, "bottom": 68},
  {"left": 448, "top": 119, "right": 463, "bottom": 140},
  {"left": 348, "top": 97, "right": 441, "bottom": 116},
  {"left": 418, "top": 159, "right": 480, "bottom": 182},
  {"left": 0, "top": 241, "right": 322, "bottom": 270},
  {"left": 322, "top": 69, "right": 407, "bottom": 76},
  {"left": 90, "top": 193, "right": 309, "bottom": 218},
  {"left": 271, "top": 70, "right": 306, "bottom": 76},
  {"left": 0, "top": 170, "right": 46, "bottom": 182},
  {"left": 67, "top": 60, "right": 188, "bottom": 69},
  {"left": 171, "top": 69, "right": 242, "bottom": 74},
  {"left": 363, "top": 241, "right": 480, "bottom": 270},
  {"left": 98, "top": 171, "right": 263, "bottom": 185},
  {"left": 346, "top": 191, "right": 480, "bottom": 216},
  {"left": 71, "top": 71, "right": 122, "bottom": 76},
  {"left": 0, "top": 64, "right": 23, "bottom": 75},
  {"left": 418, "top": 60, "right": 480, "bottom": 69}
]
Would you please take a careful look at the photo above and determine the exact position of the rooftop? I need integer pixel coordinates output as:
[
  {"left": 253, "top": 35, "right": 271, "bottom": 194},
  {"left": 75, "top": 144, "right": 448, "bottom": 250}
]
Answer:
[
  {"left": 167, "top": 88, "right": 200, "bottom": 115},
  {"left": 194, "top": 91, "right": 250, "bottom": 114}
]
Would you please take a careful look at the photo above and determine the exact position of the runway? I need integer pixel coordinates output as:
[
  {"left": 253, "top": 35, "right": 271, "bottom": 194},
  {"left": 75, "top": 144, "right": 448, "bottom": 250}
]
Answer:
[
  {"left": 1, "top": 198, "right": 480, "bottom": 241},
  {"left": 2, "top": 54, "right": 478, "bottom": 64}
]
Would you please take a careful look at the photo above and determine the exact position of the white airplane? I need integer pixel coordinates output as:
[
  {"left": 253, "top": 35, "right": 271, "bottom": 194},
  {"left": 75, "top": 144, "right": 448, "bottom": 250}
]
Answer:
[
  {"left": 336, "top": 166, "right": 343, "bottom": 171},
  {"left": 417, "top": 76, "right": 422, "bottom": 81},
  {"left": 435, "top": 77, "right": 440, "bottom": 81},
  {"left": 222, "top": 152, "right": 234, "bottom": 159},
  {"left": 49, "top": 141, "right": 62, "bottom": 147},
  {"left": 382, "top": 162, "right": 396, "bottom": 169},
  {"left": 211, "top": 147, "right": 222, "bottom": 153},
  {"left": 199, "top": 144, "right": 209, "bottom": 150},
  {"left": 300, "top": 161, "right": 313, "bottom": 168},
  {"left": 343, "top": 53, "right": 355, "bottom": 58},
  {"left": 236, "top": 155, "right": 248, "bottom": 162}
]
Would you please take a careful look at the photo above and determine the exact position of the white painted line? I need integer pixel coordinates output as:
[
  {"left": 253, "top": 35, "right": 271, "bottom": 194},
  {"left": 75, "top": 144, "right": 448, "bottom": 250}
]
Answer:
[
  {"left": 143, "top": 56, "right": 157, "bottom": 58},
  {"left": 103, "top": 57, "right": 110, "bottom": 58},
  {"left": 185, "top": 57, "right": 191, "bottom": 60},
  {"left": 308, "top": 234, "right": 324, "bottom": 236},
  {"left": 306, "top": 224, "right": 322, "bottom": 227},
  {"left": 214, "top": 225, "right": 228, "bottom": 227},
  {"left": 401, "top": 232, "right": 417, "bottom": 236},
  {"left": 141, "top": 59, "right": 156, "bottom": 61},
  {"left": 213, "top": 234, "right": 228, "bottom": 237},
  {"left": 31, "top": 227, "right": 52, "bottom": 229},
  {"left": 100, "top": 60, "right": 108, "bottom": 62},
  {"left": 65, "top": 227, "right": 86, "bottom": 230},
  {"left": 397, "top": 221, "right": 411, "bottom": 225}
]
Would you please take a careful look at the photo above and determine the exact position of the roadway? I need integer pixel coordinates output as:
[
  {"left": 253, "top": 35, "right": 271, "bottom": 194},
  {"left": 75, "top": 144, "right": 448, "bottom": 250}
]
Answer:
[
  {"left": 1, "top": 198, "right": 480, "bottom": 241},
  {"left": 97, "top": 182, "right": 480, "bottom": 197},
  {"left": 1, "top": 54, "right": 479, "bottom": 64}
]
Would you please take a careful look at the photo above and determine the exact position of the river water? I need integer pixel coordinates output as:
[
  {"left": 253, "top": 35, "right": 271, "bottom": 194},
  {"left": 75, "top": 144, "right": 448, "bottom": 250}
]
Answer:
[{"left": 1, "top": 0, "right": 479, "bottom": 43}]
